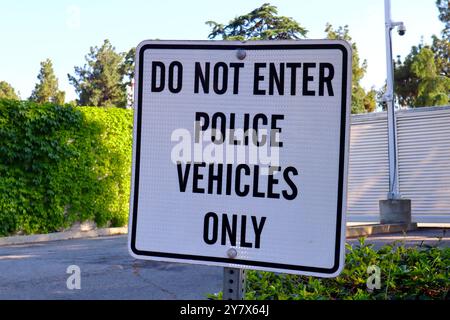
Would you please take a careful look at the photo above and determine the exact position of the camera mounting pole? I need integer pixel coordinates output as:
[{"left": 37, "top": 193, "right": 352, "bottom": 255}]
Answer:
[
  {"left": 384, "top": 0, "right": 403, "bottom": 200},
  {"left": 379, "top": 0, "right": 413, "bottom": 229}
]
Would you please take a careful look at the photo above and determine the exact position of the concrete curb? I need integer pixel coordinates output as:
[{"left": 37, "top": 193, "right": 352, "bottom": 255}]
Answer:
[
  {"left": 0, "top": 227, "right": 128, "bottom": 246},
  {"left": 0, "top": 223, "right": 424, "bottom": 246},
  {"left": 346, "top": 223, "right": 418, "bottom": 238}
]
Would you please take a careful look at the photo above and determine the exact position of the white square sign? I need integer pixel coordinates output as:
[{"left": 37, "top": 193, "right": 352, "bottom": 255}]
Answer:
[{"left": 129, "top": 40, "right": 351, "bottom": 277}]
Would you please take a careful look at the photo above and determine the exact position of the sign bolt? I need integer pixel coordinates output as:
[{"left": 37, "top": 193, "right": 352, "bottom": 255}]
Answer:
[
  {"left": 227, "top": 248, "right": 238, "bottom": 259},
  {"left": 236, "top": 49, "right": 246, "bottom": 60}
]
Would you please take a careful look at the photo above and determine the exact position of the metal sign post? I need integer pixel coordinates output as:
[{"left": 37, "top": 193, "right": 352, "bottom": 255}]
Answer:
[{"left": 223, "top": 267, "right": 246, "bottom": 300}]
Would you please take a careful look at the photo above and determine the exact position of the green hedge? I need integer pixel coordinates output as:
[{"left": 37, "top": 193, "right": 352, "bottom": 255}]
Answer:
[
  {"left": 0, "top": 99, "right": 133, "bottom": 236},
  {"left": 209, "top": 239, "right": 449, "bottom": 300}
]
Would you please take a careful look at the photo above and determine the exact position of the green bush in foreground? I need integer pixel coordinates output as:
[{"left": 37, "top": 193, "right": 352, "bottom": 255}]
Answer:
[
  {"left": 0, "top": 99, "right": 133, "bottom": 236},
  {"left": 210, "top": 239, "right": 449, "bottom": 300}
]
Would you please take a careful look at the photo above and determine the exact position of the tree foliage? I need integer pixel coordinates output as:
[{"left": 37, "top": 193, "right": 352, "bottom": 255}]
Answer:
[
  {"left": 206, "top": 5, "right": 375, "bottom": 114},
  {"left": 436, "top": 0, "right": 449, "bottom": 38},
  {"left": 121, "top": 47, "right": 136, "bottom": 87},
  {"left": 432, "top": 0, "right": 449, "bottom": 77},
  {"left": 325, "top": 24, "right": 376, "bottom": 114},
  {"left": 412, "top": 47, "right": 450, "bottom": 106},
  {"left": 395, "top": 2, "right": 450, "bottom": 107},
  {"left": 395, "top": 46, "right": 449, "bottom": 108},
  {"left": 394, "top": 47, "right": 420, "bottom": 108},
  {"left": 30, "top": 59, "right": 65, "bottom": 105},
  {"left": 68, "top": 40, "right": 131, "bottom": 108},
  {"left": 0, "top": 81, "right": 19, "bottom": 100},
  {"left": 206, "top": 3, "right": 308, "bottom": 40}
]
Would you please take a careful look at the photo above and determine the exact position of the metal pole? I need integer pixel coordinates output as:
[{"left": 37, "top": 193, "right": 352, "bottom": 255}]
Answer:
[
  {"left": 384, "top": 0, "right": 401, "bottom": 199},
  {"left": 223, "top": 267, "right": 246, "bottom": 300}
]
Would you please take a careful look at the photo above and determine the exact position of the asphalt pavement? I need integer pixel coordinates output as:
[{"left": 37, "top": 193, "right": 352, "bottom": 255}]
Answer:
[
  {"left": 0, "top": 236, "right": 222, "bottom": 300},
  {"left": 0, "top": 228, "right": 448, "bottom": 300}
]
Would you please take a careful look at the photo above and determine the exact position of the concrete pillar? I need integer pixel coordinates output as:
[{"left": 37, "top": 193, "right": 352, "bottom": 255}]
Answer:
[{"left": 379, "top": 199, "right": 412, "bottom": 224}]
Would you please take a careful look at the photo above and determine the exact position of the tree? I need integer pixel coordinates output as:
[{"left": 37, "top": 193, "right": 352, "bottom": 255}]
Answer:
[
  {"left": 363, "top": 89, "right": 377, "bottom": 113},
  {"left": 206, "top": 6, "right": 374, "bottom": 114},
  {"left": 68, "top": 39, "right": 130, "bottom": 108},
  {"left": 436, "top": 0, "right": 449, "bottom": 38},
  {"left": 121, "top": 47, "right": 135, "bottom": 87},
  {"left": 395, "top": 46, "right": 450, "bottom": 107},
  {"left": 30, "top": 59, "right": 65, "bottom": 104},
  {"left": 395, "top": 1, "right": 450, "bottom": 107},
  {"left": 206, "top": 3, "right": 308, "bottom": 40},
  {"left": 431, "top": 0, "right": 449, "bottom": 77},
  {"left": 325, "top": 24, "right": 376, "bottom": 114},
  {"left": 432, "top": 36, "right": 450, "bottom": 78},
  {"left": 0, "top": 81, "right": 19, "bottom": 100},
  {"left": 120, "top": 47, "right": 135, "bottom": 107},
  {"left": 394, "top": 45, "right": 420, "bottom": 108},
  {"left": 411, "top": 47, "right": 450, "bottom": 106}
]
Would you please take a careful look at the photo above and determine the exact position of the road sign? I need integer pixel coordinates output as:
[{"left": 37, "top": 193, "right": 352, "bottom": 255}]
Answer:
[{"left": 129, "top": 40, "right": 351, "bottom": 277}]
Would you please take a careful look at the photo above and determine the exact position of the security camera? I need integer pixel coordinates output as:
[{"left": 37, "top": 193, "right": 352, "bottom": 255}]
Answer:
[{"left": 397, "top": 23, "right": 406, "bottom": 36}]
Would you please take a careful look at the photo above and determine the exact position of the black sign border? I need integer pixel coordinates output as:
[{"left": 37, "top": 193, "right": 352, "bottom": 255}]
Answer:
[{"left": 130, "top": 42, "right": 349, "bottom": 275}]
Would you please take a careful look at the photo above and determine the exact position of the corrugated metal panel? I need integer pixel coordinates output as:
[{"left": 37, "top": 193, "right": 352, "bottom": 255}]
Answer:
[
  {"left": 347, "top": 114, "right": 389, "bottom": 221},
  {"left": 347, "top": 106, "right": 450, "bottom": 223},
  {"left": 397, "top": 108, "right": 450, "bottom": 222}
]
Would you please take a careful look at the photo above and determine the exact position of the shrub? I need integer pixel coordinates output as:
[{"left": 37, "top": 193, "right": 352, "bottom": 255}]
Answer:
[
  {"left": 209, "top": 240, "right": 449, "bottom": 300},
  {"left": 0, "top": 99, "right": 133, "bottom": 236}
]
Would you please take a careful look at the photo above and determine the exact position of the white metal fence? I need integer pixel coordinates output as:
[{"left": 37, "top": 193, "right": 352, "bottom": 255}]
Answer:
[{"left": 347, "top": 106, "right": 450, "bottom": 223}]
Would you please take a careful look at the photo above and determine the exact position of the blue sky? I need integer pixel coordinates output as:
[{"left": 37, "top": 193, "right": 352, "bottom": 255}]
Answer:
[{"left": 0, "top": 0, "right": 444, "bottom": 102}]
